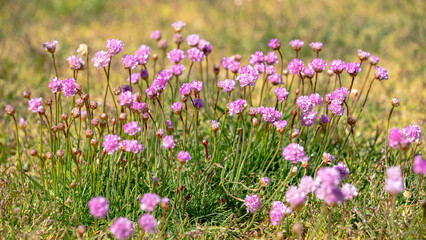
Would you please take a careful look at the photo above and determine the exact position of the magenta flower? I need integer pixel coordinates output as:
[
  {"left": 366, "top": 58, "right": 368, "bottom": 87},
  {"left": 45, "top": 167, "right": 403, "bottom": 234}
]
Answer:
[
  {"left": 134, "top": 45, "right": 151, "bottom": 65},
  {"left": 220, "top": 57, "right": 232, "bottom": 70},
  {"left": 269, "top": 208, "right": 283, "bottom": 226},
  {"left": 138, "top": 214, "right": 157, "bottom": 233},
  {"left": 187, "top": 47, "right": 204, "bottom": 62},
  {"left": 244, "top": 193, "right": 261, "bottom": 213},
  {"left": 375, "top": 66, "right": 388, "bottom": 80},
  {"left": 127, "top": 73, "right": 141, "bottom": 84},
  {"left": 296, "top": 96, "right": 313, "bottom": 113},
  {"left": 167, "top": 49, "right": 186, "bottom": 63},
  {"left": 110, "top": 217, "right": 132, "bottom": 240},
  {"left": 299, "top": 110, "right": 318, "bottom": 127},
  {"left": 48, "top": 77, "right": 62, "bottom": 93},
  {"left": 228, "top": 60, "right": 240, "bottom": 73},
  {"left": 179, "top": 83, "right": 192, "bottom": 98},
  {"left": 162, "top": 135, "right": 175, "bottom": 150},
  {"left": 186, "top": 34, "right": 200, "bottom": 46},
  {"left": 331, "top": 87, "right": 350, "bottom": 102},
  {"left": 272, "top": 201, "right": 292, "bottom": 215},
  {"left": 346, "top": 62, "right": 361, "bottom": 76},
  {"left": 218, "top": 79, "right": 236, "bottom": 93},
  {"left": 131, "top": 102, "right": 148, "bottom": 113},
  {"left": 322, "top": 152, "right": 335, "bottom": 163},
  {"left": 198, "top": 39, "right": 213, "bottom": 55},
  {"left": 102, "top": 134, "right": 120, "bottom": 154},
  {"left": 274, "top": 88, "right": 289, "bottom": 102},
  {"left": 121, "top": 54, "right": 137, "bottom": 69},
  {"left": 261, "top": 177, "right": 270, "bottom": 186},
  {"left": 140, "top": 193, "right": 160, "bottom": 212},
  {"left": 170, "top": 102, "right": 183, "bottom": 114},
  {"left": 171, "top": 64, "right": 185, "bottom": 76},
  {"left": 309, "top": 93, "right": 323, "bottom": 106},
  {"left": 43, "top": 39, "right": 58, "bottom": 53},
  {"left": 118, "top": 91, "right": 134, "bottom": 106},
  {"left": 388, "top": 128, "right": 409, "bottom": 149},
  {"left": 273, "top": 120, "right": 288, "bottom": 132},
  {"left": 319, "top": 114, "right": 330, "bottom": 124},
  {"left": 316, "top": 185, "right": 344, "bottom": 205},
  {"left": 266, "top": 65, "right": 276, "bottom": 75},
  {"left": 329, "top": 60, "right": 346, "bottom": 74},
  {"left": 150, "top": 30, "right": 162, "bottom": 41},
  {"left": 28, "top": 98, "right": 43, "bottom": 113},
  {"left": 265, "top": 51, "right": 278, "bottom": 65},
  {"left": 285, "top": 186, "right": 306, "bottom": 209},
  {"left": 66, "top": 55, "right": 84, "bottom": 70},
  {"left": 268, "top": 38, "right": 281, "bottom": 50},
  {"left": 413, "top": 155, "right": 426, "bottom": 175},
  {"left": 145, "top": 86, "right": 158, "bottom": 99},
  {"left": 298, "top": 176, "right": 317, "bottom": 194},
  {"left": 287, "top": 59, "right": 304, "bottom": 75},
  {"left": 120, "top": 140, "right": 143, "bottom": 153},
  {"left": 177, "top": 151, "right": 191, "bottom": 164},
  {"left": 257, "top": 106, "right": 282, "bottom": 123},
  {"left": 249, "top": 51, "right": 264, "bottom": 65},
  {"left": 328, "top": 101, "right": 345, "bottom": 116},
  {"left": 92, "top": 50, "right": 111, "bottom": 69},
  {"left": 357, "top": 49, "right": 371, "bottom": 61},
  {"left": 302, "top": 66, "right": 315, "bottom": 78},
  {"left": 236, "top": 65, "right": 259, "bottom": 87},
  {"left": 105, "top": 39, "right": 124, "bottom": 56},
  {"left": 282, "top": 143, "right": 309, "bottom": 163},
  {"left": 369, "top": 55, "right": 380, "bottom": 65},
  {"left": 227, "top": 99, "right": 247, "bottom": 116},
  {"left": 289, "top": 39, "right": 304, "bottom": 51},
  {"left": 61, "top": 78, "right": 77, "bottom": 97},
  {"left": 190, "top": 81, "right": 203, "bottom": 93},
  {"left": 341, "top": 183, "right": 358, "bottom": 201},
  {"left": 315, "top": 167, "right": 342, "bottom": 187},
  {"left": 310, "top": 58, "right": 327, "bottom": 73},
  {"left": 192, "top": 98, "right": 204, "bottom": 109},
  {"left": 402, "top": 124, "right": 422, "bottom": 142},
  {"left": 268, "top": 74, "right": 281, "bottom": 85},
  {"left": 309, "top": 42, "right": 323, "bottom": 52},
  {"left": 333, "top": 162, "right": 350, "bottom": 181},
  {"left": 172, "top": 21, "right": 186, "bottom": 32},
  {"left": 385, "top": 166, "right": 404, "bottom": 195},
  {"left": 88, "top": 196, "right": 109, "bottom": 219}
]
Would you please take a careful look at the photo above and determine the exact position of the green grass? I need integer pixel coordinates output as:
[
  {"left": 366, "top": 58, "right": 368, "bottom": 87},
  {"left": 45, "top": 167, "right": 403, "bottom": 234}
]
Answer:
[{"left": 0, "top": 0, "right": 425, "bottom": 239}]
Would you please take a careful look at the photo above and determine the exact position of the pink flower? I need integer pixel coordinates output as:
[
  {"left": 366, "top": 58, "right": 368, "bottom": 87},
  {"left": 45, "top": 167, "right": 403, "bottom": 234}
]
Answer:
[
  {"left": 249, "top": 51, "right": 264, "bottom": 65},
  {"left": 172, "top": 21, "right": 186, "bottom": 32},
  {"left": 121, "top": 54, "right": 137, "bottom": 69},
  {"left": 43, "top": 39, "right": 58, "bottom": 53},
  {"left": 167, "top": 49, "right": 186, "bottom": 63},
  {"left": 385, "top": 166, "right": 404, "bottom": 195},
  {"left": 287, "top": 59, "right": 304, "bottom": 75},
  {"left": 190, "top": 81, "right": 203, "bottom": 93},
  {"left": 66, "top": 55, "right": 84, "bottom": 70},
  {"left": 162, "top": 135, "right": 175, "bottom": 149},
  {"left": 289, "top": 39, "right": 304, "bottom": 51},
  {"left": 28, "top": 98, "right": 43, "bottom": 113},
  {"left": 309, "top": 42, "right": 323, "bottom": 52},
  {"left": 296, "top": 96, "right": 313, "bottom": 113},
  {"left": 102, "top": 134, "right": 121, "bottom": 154},
  {"left": 138, "top": 214, "right": 157, "bottom": 233},
  {"left": 333, "top": 162, "right": 350, "bottom": 181},
  {"left": 61, "top": 78, "right": 77, "bottom": 97},
  {"left": 123, "top": 121, "right": 141, "bottom": 136},
  {"left": 120, "top": 140, "right": 143, "bottom": 153},
  {"left": 118, "top": 91, "right": 134, "bottom": 106},
  {"left": 177, "top": 151, "right": 191, "bottom": 164},
  {"left": 170, "top": 102, "right": 183, "bottom": 115},
  {"left": 268, "top": 38, "right": 281, "bottom": 50},
  {"left": 227, "top": 99, "right": 247, "bottom": 116},
  {"left": 92, "top": 51, "right": 111, "bottom": 69},
  {"left": 402, "top": 124, "right": 422, "bottom": 143},
  {"left": 48, "top": 77, "right": 62, "bottom": 93},
  {"left": 375, "top": 66, "right": 388, "bottom": 80},
  {"left": 285, "top": 186, "right": 306, "bottom": 209},
  {"left": 88, "top": 196, "right": 109, "bottom": 219},
  {"left": 186, "top": 34, "right": 200, "bottom": 46},
  {"left": 150, "top": 30, "right": 162, "bottom": 41},
  {"left": 388, "top": 128, "right": 409, "bottom": 149},
  {"left": 310, "top": 58, "right": 327, "bottom": 72},
  {"left": 110, "top": 217, "right": 132, "bottom": 240},
  {"left": 298, "top": 176, "right": 317, "bottom": 194},
  {"left": 140, "top": 193, "right": 160, "bottom": 212},
  {"left": 171, "top": 64, "right": 185, "bottom": 76},
  {"left": 105, "top": 39, "right": 124, "bottom": 56},
  {"left": 274, "top": 88, "right": 289, "bottom": 102},
  {"left": 341, "top": 183, "right": 358, "bottom": 201},
  {"left": 187, "top": 47, "right": 204, "bottom": 62},
  {"left": 413, "top": 155, "right": 426, "bottom": 175},
  {"left": 346, "top": 62, "right": 361, "bottom": 76},
  {"left": 218, "top": 79, "right": 236, "bottom": 93},
  {"left": 264, "top": 51, "right": 278, "bottom": 65},
  {"left": 127, "top": 73, "right": 141, "bottom": 84},
  {"left": 357, "top": 49, "right": 371, "bottom": 61},
  {"left": 282, "top": 143, "right": 309, "bottom": 163},
  {"left": 329, "top": 60, "right": 346, "bottom": 74},
  {"left": 244, "top": 193, "right": 261, "bottom": 213},
  {"left": 268, "top": 74, "right": 281, "bottom": 85}
]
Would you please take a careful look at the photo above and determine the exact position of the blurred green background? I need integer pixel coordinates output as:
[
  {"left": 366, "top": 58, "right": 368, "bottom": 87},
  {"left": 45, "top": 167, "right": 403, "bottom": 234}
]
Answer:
[{"left": 1, "top": 0, "right": 424, "bottom": 127}]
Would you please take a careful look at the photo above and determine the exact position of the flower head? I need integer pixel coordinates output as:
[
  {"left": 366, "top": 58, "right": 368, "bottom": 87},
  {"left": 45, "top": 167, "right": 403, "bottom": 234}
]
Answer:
[
  {"left": 341, "top": 183, "right": 358, "bottom": 201},
  {"left": 105, "top": 39, "right": 124, "bottom": 56},
  {"left": 285, "top": 186, "right": 306, "bottom": 209},
  {"left": 273, "top": 120, "right": 288, "bottom": 133},
  {"left": 236, "top": 65, "right": 259, "bottom": 87},
  {"left": 274, "top": 88, "right": 289, "bottom": 102},
  {"left": 120, "top": 140, "right": 143, "bottom": 153},
  {"left": 268, "top": 74, "right": 281, "bottom": 85},
  {"left": 413, "top": 155, "right": 426, "bottom": 175},
  {"left": 134, "top": 45, "right": 151, "bottom": 65},
  {"left": 190, "top": 81, "right": 203, "bottom": 93},
  {"left": 319, "top": 114, "right": 330, "bottom": 124},
  {"left": 375, "top": 66, "right": 388, "bottom": 80},
  {"left": 167, "top": 49, "right": 186, "bottom": 63},
  {"left": 244, "top": 193, "right": 261, "bottom": 213},
  {"left": 48, "top": 77, "right": 62, "bottom": 93},
  {"left": 102, "top": 134, "right": 121, "bottom": 154},
  {"left": 227, "top": 99, "right": 247, "bottom": 116},
  {"left": 179, "top": 83, "right": 192, "bottom": 98},
  {"left": 346, "top": 62, "right": 361, "bottom": 76},
  {"left": 333, "top": 162, "right": 350, "bottom": 181},
  {"left": 257, "top": 106, "right": 282, "bottom": 123},
  {"left": 302, "top": 66, "right": 315, "bottom": 78},
  {"left": 329, "top": 60, "right": 346, "bottom": 73},
  {"left": 192, "top": 98, "right": 204, "bottom": 109},
  {"left": 140, "top": 193, "right": 160, "bottom": 212},
  {"left": 187, "top": 47, "right": 204, "bottom": 62},
  {"left": 138, "top": 214, "right": 157, "bottom": 233},
  {"left": 385, "top": 166, "right": 404, "bottom": 195},
  {"left": 282, "top": 143, "right": 309, "bottom": 163},
  {"left": 268, "top": 38, "right": 281, "bottom": 50},
  {"left": 127, "top": 73, "right": 141, "bottom": 84},
  {"left": 121, "top": 54, "right": 137, "bottom": 69},
  {"left": 28, "top": 98, "right": 43, "bottom": 112},
  {"left": 150, "top": 30, "right": 162, "bottom": 41},
  {"left": 289, "top": 39, "right": 304, "bottom": 51},
  {"left": 92, "top": 51, "right": 111, "bottom": 69},
  {"left": 296, "top": 96, "right": 313, "bottom": 113},
  {"left": 198, "top": 39, "right": 213, "bottom": 55},
  {"left": 357, "top": 49, "right": 371, "bottom": 61},
  {"left": 299, "top": 110, "right": 318, "bottom": 127},
  {"left": 88, "top": 196, "right": 109, "bottom": 219},
  {"left": 402, "top": 124, "right": 422, "bottom": 142},
  {"left": 177, "top": 151, "right": 191, "bottom": 164},
  {"left": 287, "top": 59, "right": 304, "bottom": 75},
  {"left": 310, "top": 58, "right": 327, "bottom": 72},
  {"left": 118, "top": 91, "right": 134, "bottom": 106},
  {"left": 309, "top": 93, "right": 323, "bottom": 106},
  {"left": 186, "top": 34, "right": 200, "bottom": 47},
  {"left": 110, "top": 217, "right": 132, "bottom": 240},
  {"left": 66, "top": 55, "right": 84, "bottom": 70},
  {"left": 322, "top": 152, "right": 335, "bottom": 164},
  {"left": 61, "top": 78, "right": 77, "bottom": 97},
  {"left": 298, "top": 176, "right": 317, "bottom": 194},
  {"left": 309, "top": 42, "right": 323, "bottom": 52},
  {"left": 265, "top": 51, "right": 278, "bottom": 65},
  {"left": 388, "top": 128, "right": 410, "bottom": 149},
  {"left": 369, "top": 55, "right": 380, "bottom": 65},
  {"left": 172, "top": 21, "right": 186, "bottom": 32},
  {"left": 43, "top": 39, "right": 58, "bottom": 53},
  {"left": 218, "top": 79, "right": 236, "bottom": 93},
  {"left": 171, "top": 64, "right": 185, "bottom": 76},
  {"left": 162, "top": 135, "right": 175, "bottom": 150},
  {"left": 249, "top": 51, "right": 264, "bottom": 65}
]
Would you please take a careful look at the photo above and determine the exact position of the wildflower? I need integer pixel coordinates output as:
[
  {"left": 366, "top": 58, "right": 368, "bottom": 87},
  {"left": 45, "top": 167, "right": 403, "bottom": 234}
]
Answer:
[
  {"left": 157, "top": 39, "right": 168, "bottom": 49},
  {"left": 391, "top": 97, "right": 400, "bottom": 107},
  {"left": 341, "top": 183, "right": 358, "bottom": 201},
  {"left": 190, "top": 81, "right": 203, "bottom": 93},
  {"left": 105, "top": 39, "right": 124, "bottom": 56},
  {"left": 273, "top": 120, "right": 288, "bottom": 134},
  {"left": 309, "top": 42, "right": 323, "bottom": 52},
  {"left": 228, "top": 60, "right": 240, "bottom": 73},
  {"left": 333, "top": 162, "right": 350, "bottom": 181},
  {"left": 265, "top": 51, "right": 278, "bottom": 65},
  {"left": 161, "top": 197, "right": 170, "bottom": 209},
  {"left": 315, "top": 167, "right": 342, "bottom": 187},
  {"left": 385, "top": 166, "right": 404, "bottom": 195},
  {"left": 134, "top": 45, "right": 151, "bottom": 65},
  {"left": 162, "top": 135, "right": 175, "bottom": 149},
  {"left": 346, "top": 62, "right": 361, "bottom": 76},
  {"left": 266, "top": 65, "right": 276, "bottom": 75},
  {"left": 172, "top": 20, "right": 186, "bottom": 32},
  {"left": 316, "top": 185, "right": 344, "bottom": 205},
  {"left": 299, "top": 111, "right": 318, "bottom": 127},
  {"left": 67, "top": 55, "right": 84, "bottom": 70},
  {"left": 298, "top": 176, "right": 317, "bottom": 194},
  {"left": 88, "top": 196, "right": 109, "bottom": 219},
  {"left": 244, "top": 193, "right": 261, "bottom": 213},
  {"left": 77, "top": 44, "right": 88, "bottom": 56},
  {"left": 192, "top": 98, "right": 204, "bottom": 109},
  {"left": 110, "top": 217, "right": 132, "bottom": 240},
  {"left": 18, "top": 118, "right": 27, "bottom": 129},
  {"left": 218, "top": 79, "right": 236, "bottom": 93},
  {"left": 138, "top": 214, "right": 157, "bottom": 233},
  {"left": 287, "top": 59, "right": 304, "bottom": 75},
  {"left": 118, "top": 91, "right": 133, "bottom": 106},
  {"left": 179, "top": 83, "right": 192, "bottom": 98},
  {"left": 266, "top": 74, "right": 280, "bottom": 85},
  {"left": 274, "top": 88, "right": 289, "bottom": 102},
  {"left": 167, "top": 49, "right": 186, "bottom": 63},
  {"left": 220, "top": 57, "right": 232, "bottom": 69},
  {"left": 257, "top": 106, "right": 282, "bottom": 123},
  {"left": 211, "top": 120, "right": 220, "bottom": 132},
  {"left": 296, "top": 96, "right": 313, "bottom": 113},
  {"left": 369, "top": 55, "right": 380, "bottom": 65},
  {"left": 43, "top": 39, "right": 58, "bottom": 53},
  {"left": 322, "top": 152, "right": 335, "bottom": 164},
  {"left": 120, "top": 140, "right": 143, "bottom": 153},
  {"left": 309, "top": 93, "right": 323, "bottom": 106},
  {"left": 102, "top": 134, "right": 120, "bottom": 154},
  {"left": 127, "top": 73, "right": 141, "bottom": 84},
  {"left": 413, "top": 155, "right": 426, "bottom": 175},
  {"left": 227, "top": 99, "right": 247, "bottom": 116},
  {"left": 171, "top": 102, "right": 183, "bottom": 115},
  {"left": 236, "top": 65, "right": 259, "bottom": 87},
  {"left": 140, "top": 193, "right": 160, "bottom": 212},
  {"left": 285, "top": 186, "right": 306, "bottom": 209},
  {"left": 357, "top": 49, "right": 371, "bottom": 61},
  {"left": 131, "top": 101, "right": 148, "bottom": 113},
  {"left": 187, "top": 47, "right": 204, "bottom": 62},
  {"left": 92, "top": 51, "right": 111, "bottom": 69},
  {"left": 268, "top": 38, "right": 281, "bottom": 50},
  {"left": 402, "top": 124, "right": 422, "bottom": 143},
  {"left": 150, "top": 30, "right": 162, "bottom": 41},
  {"left": 198, "top": 39, "right": 213, "bottom": 55},
  {"left": 121, "top": 54, "right": 137, "bottom": 69},
  {"left": 61, "top": 78, "right": 77, "bottom": 97},
  {"left": 48, "top": 77, "right": 62, "bottom": 93},
  {"left": 282, "top": 143, "right": 309, "bottom": 163},
  {"left": 319, "top": 114, "right": 330, "bottom": 124},
  {"left": 289, "top": 39, "right": 304, "bottom": 51},
  {"left": 177, "top": 151, "right": 191, "bottom": 164},
  {"left": 171, "top": 64, "right": 185, "bottom": 76},
  {"left": 310, "top": 58, "right": 327, "bottom": 72},
  {"left": 270, "top": 208, "right": 283, "bottom": 226},
  {"left": 249, "top": 51, "right": 264, "bottom": 65},
  {"left": 186, "top": 34, "right": 200, "bottom": 47},
  {"left": 375, "top": 66, "right": 388, "bottom": 80},
  {"left": 272, "top": 201, "right": 292, "bottom": 215},
  {"left": 302, "top": 66, "right": 315, "bottom": 78},
  {"left": 329, "top": 60, "right": 346, "bottom": 73},
  {"left": 260, "top": 177, "right": 270, "bottom": 187},
  {"left": 388, "top": 128, "right": 410, "bottom": 149}
]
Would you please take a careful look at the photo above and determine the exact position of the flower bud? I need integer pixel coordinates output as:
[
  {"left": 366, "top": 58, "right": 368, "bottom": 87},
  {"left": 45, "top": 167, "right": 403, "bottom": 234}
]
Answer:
[
  {"left": 141, "top": 69, "right": 149, "bottom": 80},
  {"left": 173, "top": 33, "right": 184, "bottom": 45},
  {"left": 291, "top": 223, "right": 303, "bottom": 236},
  {"left": 18, "top": 118, "right": 27, "bottom": 129},
  {"left": 156, "top": 129, "right": 164, "bottom": 139},
  {"left": 133, "top": 92, "right": 142, "bottom": 102},
  {"left": 71, "top": 108, "right": 80, "bottom": 118},
  {"left": 51, "top": 125, "right": 58, "bottom": 133},
  {"left": 61, "top": 113, "right": 69, "bottom": 121},
  {"left": 211, "top": 121, "right": 220, "bottom": 132},
  {"left": 5, "top": 105, "right": 15, "bottom": 116},
  {"left": 347, "top": 116, "right": 356, "bottom": 126},
  {"left": 57, "top": 123, "right": 65, "bottom": 131},
  {"left": 152, "top": 53, "right": 158, "bottom": 61},
  {"left": 202, "top": 139, "right": 208, "bottom": 147},
  {"left": 46, "top": 152, "right": 54, "bottom": 160},
  {"left": 301, "top": 161, "right": 308, "bottom": 169},
  {"left": 23, "top": 90, "right": 31, "bottom": 99},
  {"left": 44, "top": 97, "right": 53, "bottom": 106},
  {"left": 99, "top": 120, "right": 107, "bottom": 129},
  {"left": 89, "top": 101, "right": 98, "bottom": 110},
  {"left": 251, "top": 117, "right": 260, "bottom": 128},
  {"left": 72, "top": 148, "right": 79, "bottom": 156},
  {"left": 100, "top": 113, "right": 108, "bottom": 120},
  {"left": 231, "top": 54, "right": 241, "bottom": 62},
  {"left": 415, "top": 139, "right": 421, "bottom": 147},
  {"left": 158, "top": 39, "right": 168, "bottom": 49},
  {"left": 91, "top": 118, "right": 99, "bottom": 127},
  {"left": 70, "top": 182, "right": 77, "bottom": 190},
  {"left": 248, "top": 107, "right": 257, "bottom": 117},
  {"left": 112, "top": 118, "right": 117, "bottom": 126},
  {"left": 282, "top": 69, "right": 289, "bottom": 76},
  {"left": 350, "top": 89, "right": 358, "bottom": 98},
  {"left": 118, "top": 113, "right": 127, "bottom": 122},
  {"left": 75, "top": 98, "right": 84, "bottom": 108},
  {"left": 81, "top": 93, "right": 89, "bottom": 101},
  {"left": 90, "top": 139, "right": 98, "bottom": 146},
  {"left": 85, "top": 129, "right": 94, "bottom": 138},
  {"left": 391, "top": 97, "right": 400, "bottom": 107},
  {"left": 113, "top": 87, "right": 121, "bottom": 96},
  {"left": 56, "top": 149, "right": 64, "bottom": 158},
  {"left": 30, "top": 148, "right": 38, "bottom": 157},
  {"left": 76, "top": 84, "right": 82, "bottom": 92},
  {"left": 213, "top": 64, "right": 220, "bottom": 75},
  {"left": 37, "top": 106, "right": 46, "bottom": 115},
  {"left": 161, "top": 198, "right": 170, "bottom": 210}
]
